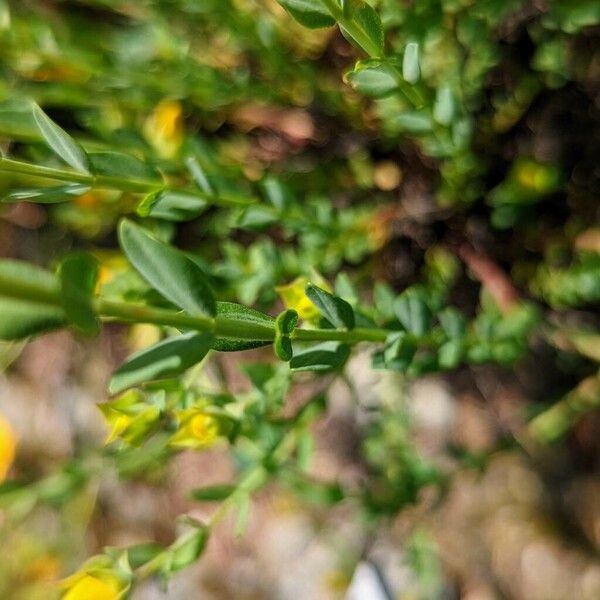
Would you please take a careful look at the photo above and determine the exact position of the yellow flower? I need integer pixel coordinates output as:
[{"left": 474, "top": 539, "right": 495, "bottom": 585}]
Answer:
[
  {"left": 0, "top": 412, "right": 16, "bottom": 482},
  {"left": 169, "top": 408, "right": 223, "bottom": 450},
  {"left": 98, "top": 391, "right": 159, "bottom": 446},
  {"left": 276, "top": 277, "right": 320, "bottom": 322},
  {"left": 143, "top": 99, "right": 184, "bottom": 158},
  {"left": 61, "top": 573, "right": 126, "bottom": 600}
]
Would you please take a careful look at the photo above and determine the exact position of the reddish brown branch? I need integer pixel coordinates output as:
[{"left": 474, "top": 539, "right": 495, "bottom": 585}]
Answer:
[{"left": 458, "top": 244, "right": 520, "bottom": 314}]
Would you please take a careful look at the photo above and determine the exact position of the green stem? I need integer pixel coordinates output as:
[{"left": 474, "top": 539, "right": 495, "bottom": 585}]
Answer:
[
  {"left": 321, "top": 0, "right": 425, "bottom": 108},
  {"left": 0, "top": 268, "right": 390, "bottom": 344},
  {"left": 0, "top": 157, "right": 255, "bottom": 208}
]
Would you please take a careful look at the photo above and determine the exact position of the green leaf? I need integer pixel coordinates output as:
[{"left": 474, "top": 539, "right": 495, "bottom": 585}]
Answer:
[
  {"left": 282, "top": 472, "right": 344, "bottom": 505},
  {"left": 1, "top": 184, "right": 90, "bottom": 204},
  {"left": 109, "top": 332, "right": 214, "bottom": 394},
  {"left": 0, "top": 299, "right": 65, "bottom": 340},
  {"left": 276, "top": 309, "right": 298, "bottom": 335},
  {"left": 88, "top": 151, "right": 160, "bottom": 181},
  {"left": 290, "top": 341, "right": 350, "bottom": 372},
  {"left": 277, "top": 0, "right": 335, "bottom": 29},
  {"left": 340, "top": 2, "right": 384, "bottom": 57},
  {"left": 394, "top": 291, "right": 431, "bottom": 336},
  {"left": 433, "top": 85, "right": 455, "bottom": 126},
  {"left": 0, "top": 260, "right": 64, "bottom": 340},
  {"left": 261, "top": 176, "right": 291, "bottom": 210},
  {"left": 438, "top": 339, "right": 464, "bottom": 369},
  {"left": 438, "top": 307, "right": 466, "bottom": 339},
  {"left": 118, "top": 219, "right": 216, "bottom": 317},
  {"left": 164, "top": 520, "right": 209, "bottom": 575},
  {"left": 392, "top": 112, "right": 433, "bottom": 134},
  {"left": 59, "top": 252, "right": 100, "bottom": 336},
  {"left": 190, "top": 484, "right": 235, "bottom": 502},
  {"left": 374, "top": 282, "right": 396, "bottom": 321},
  {"left": 211, "top": 302, "right": 274, "bottom": 352},
  {"left": 274, "top": 309, "right": 298, "bottom": 361},
  {"left": 126, "top": 543, "right": 163, "bottom": 569},
  {"left": 137, "top": 189, "right": 208, "bottom": 222},
  {"left": 274, "top": 335, "right": 293, "bottom": 361},
  {"left": 186, "top": 156, "right": 215, "bottom": 195},
  {"left": 402, "top": 42, "right": 420, "bottom": 83},
  {"left": 346, "top": 63, "right": 398, "bottom": 98},
  {"left": 31, "top": 103, "right": 90, "bottom": 174},
  {"left": 383, "top": 331, "right": 417, "bottom": 371},
  {"left": 0, "top": 101, "right": 39, "bottom": 141},
  {"left": 305, "top": 284, "right": 355, "bottom": 329},
  {"left": 237, "top": 205, "right": 279, "bottom": 230}
]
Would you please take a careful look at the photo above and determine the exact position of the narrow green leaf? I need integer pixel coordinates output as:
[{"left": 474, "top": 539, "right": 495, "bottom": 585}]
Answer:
[
  {"left": 277, "top": 0, "right": 335, "bottom": 29},
  {"left": 237, "top": 205, "right": 279, "bottom": 230},
  {"left": 261, "top": 176, "right": 291, "bottom": 210},
  {"left": 109, "top": 332, "right": 214, "bottom": 394},
  {"left": 290, "top": 341, "right": 350, "bottom": 372},
  {"left": 126, "top": 543, "right": 163, "bottom": 570},
  {"left": 402, "top": 42, "right": 420, "bottom": 83},
  {"left": 190, "top": 484, "right": 235, "bottom": 502},
  {"left": 186, "top": 156, "right": 215, "bottom": 195},
  {"left": 31, "top": 103, "right": 90, "bottom": 174},
  {"left": 394, "top": 291, "right": 431, "bottom": 336},
  {"left": 88, "top": 151, "right": 161, "bottom": 181},
  {"left": 341, "top": 2, "right": 384, "bottom": 57},
  {"left": 137, "top": 189, "right": 208, "bottom": 222},
  {"left": 164, "top": 520, "right": 209, "bottom": 575},
  {"left": 59, "top": 252, "right": 100, "bottom": 336},
  {"left": 118, "top": 219, "right": 216, "bottom": 316},
  {"left": 2, "top": 184, "right": 90, "bottom": 204},
  {"left": 305, "top": 284, "right": 355, "bottom": 329},
  {"left": 0, "top": 101, "right": 39, "bottom": 141}
]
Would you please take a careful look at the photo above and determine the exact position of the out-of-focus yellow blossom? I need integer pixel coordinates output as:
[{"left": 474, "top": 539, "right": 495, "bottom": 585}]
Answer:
[
  {"left": 514, "top": 158, "right": 559, "bottom": 194},
  {"left": 0, "top": 411, "right": 16, "bottom": 481},
  {"left": 24, "top": 554, "right": 61, "bottom": 582},
  {"left": 276, "top": 277, "right": 321, "bottom": 322},
  {"left": 143, "top": 99, "right": 184, "bottom": 158},
  {"left": 93, "top": 253, "right": 129, "bottom": 293},
  {"left": 98, "top": 391, "right": 160, "bottom": 446},
  {"left": 169, "top": 408, "right": 223, "bottom": 450},
  {"left": 61, "top": 571, "right": 127, "bottom": 600}
]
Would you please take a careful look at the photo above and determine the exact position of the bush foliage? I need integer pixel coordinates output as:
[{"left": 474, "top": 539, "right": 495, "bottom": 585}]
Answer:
[{"left": 0, "top": 0, "right": 598, "bottom": 597}]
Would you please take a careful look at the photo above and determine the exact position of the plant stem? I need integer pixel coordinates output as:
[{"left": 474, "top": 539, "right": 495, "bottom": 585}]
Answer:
[
  {"left": 320, "top": 0, "right": 425, "bottom": 108},
  {"left": 0, "top": 157, "right": 255, "bottom": 208},
  {"left": 0, "top": 268, "right": 390, "bottom": 344}
]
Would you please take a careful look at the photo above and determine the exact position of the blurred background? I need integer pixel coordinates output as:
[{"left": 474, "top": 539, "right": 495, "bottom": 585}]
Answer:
[{"left": 0, "top": 1, "right": 599, "bottom": 598}]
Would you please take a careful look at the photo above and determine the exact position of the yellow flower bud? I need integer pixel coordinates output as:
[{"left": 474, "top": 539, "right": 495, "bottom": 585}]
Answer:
[
  {"left": 275, "top": 277, "right": 320, "bottom": 322},
  {"left": 0, "top": 412, "right": 16, "bottom": 482},
  {"left": 62, "top": 573, "right": 125, "bottom": 600},
  {"left": 169, "top": 408, "right": 223, "bottom": 450}
]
